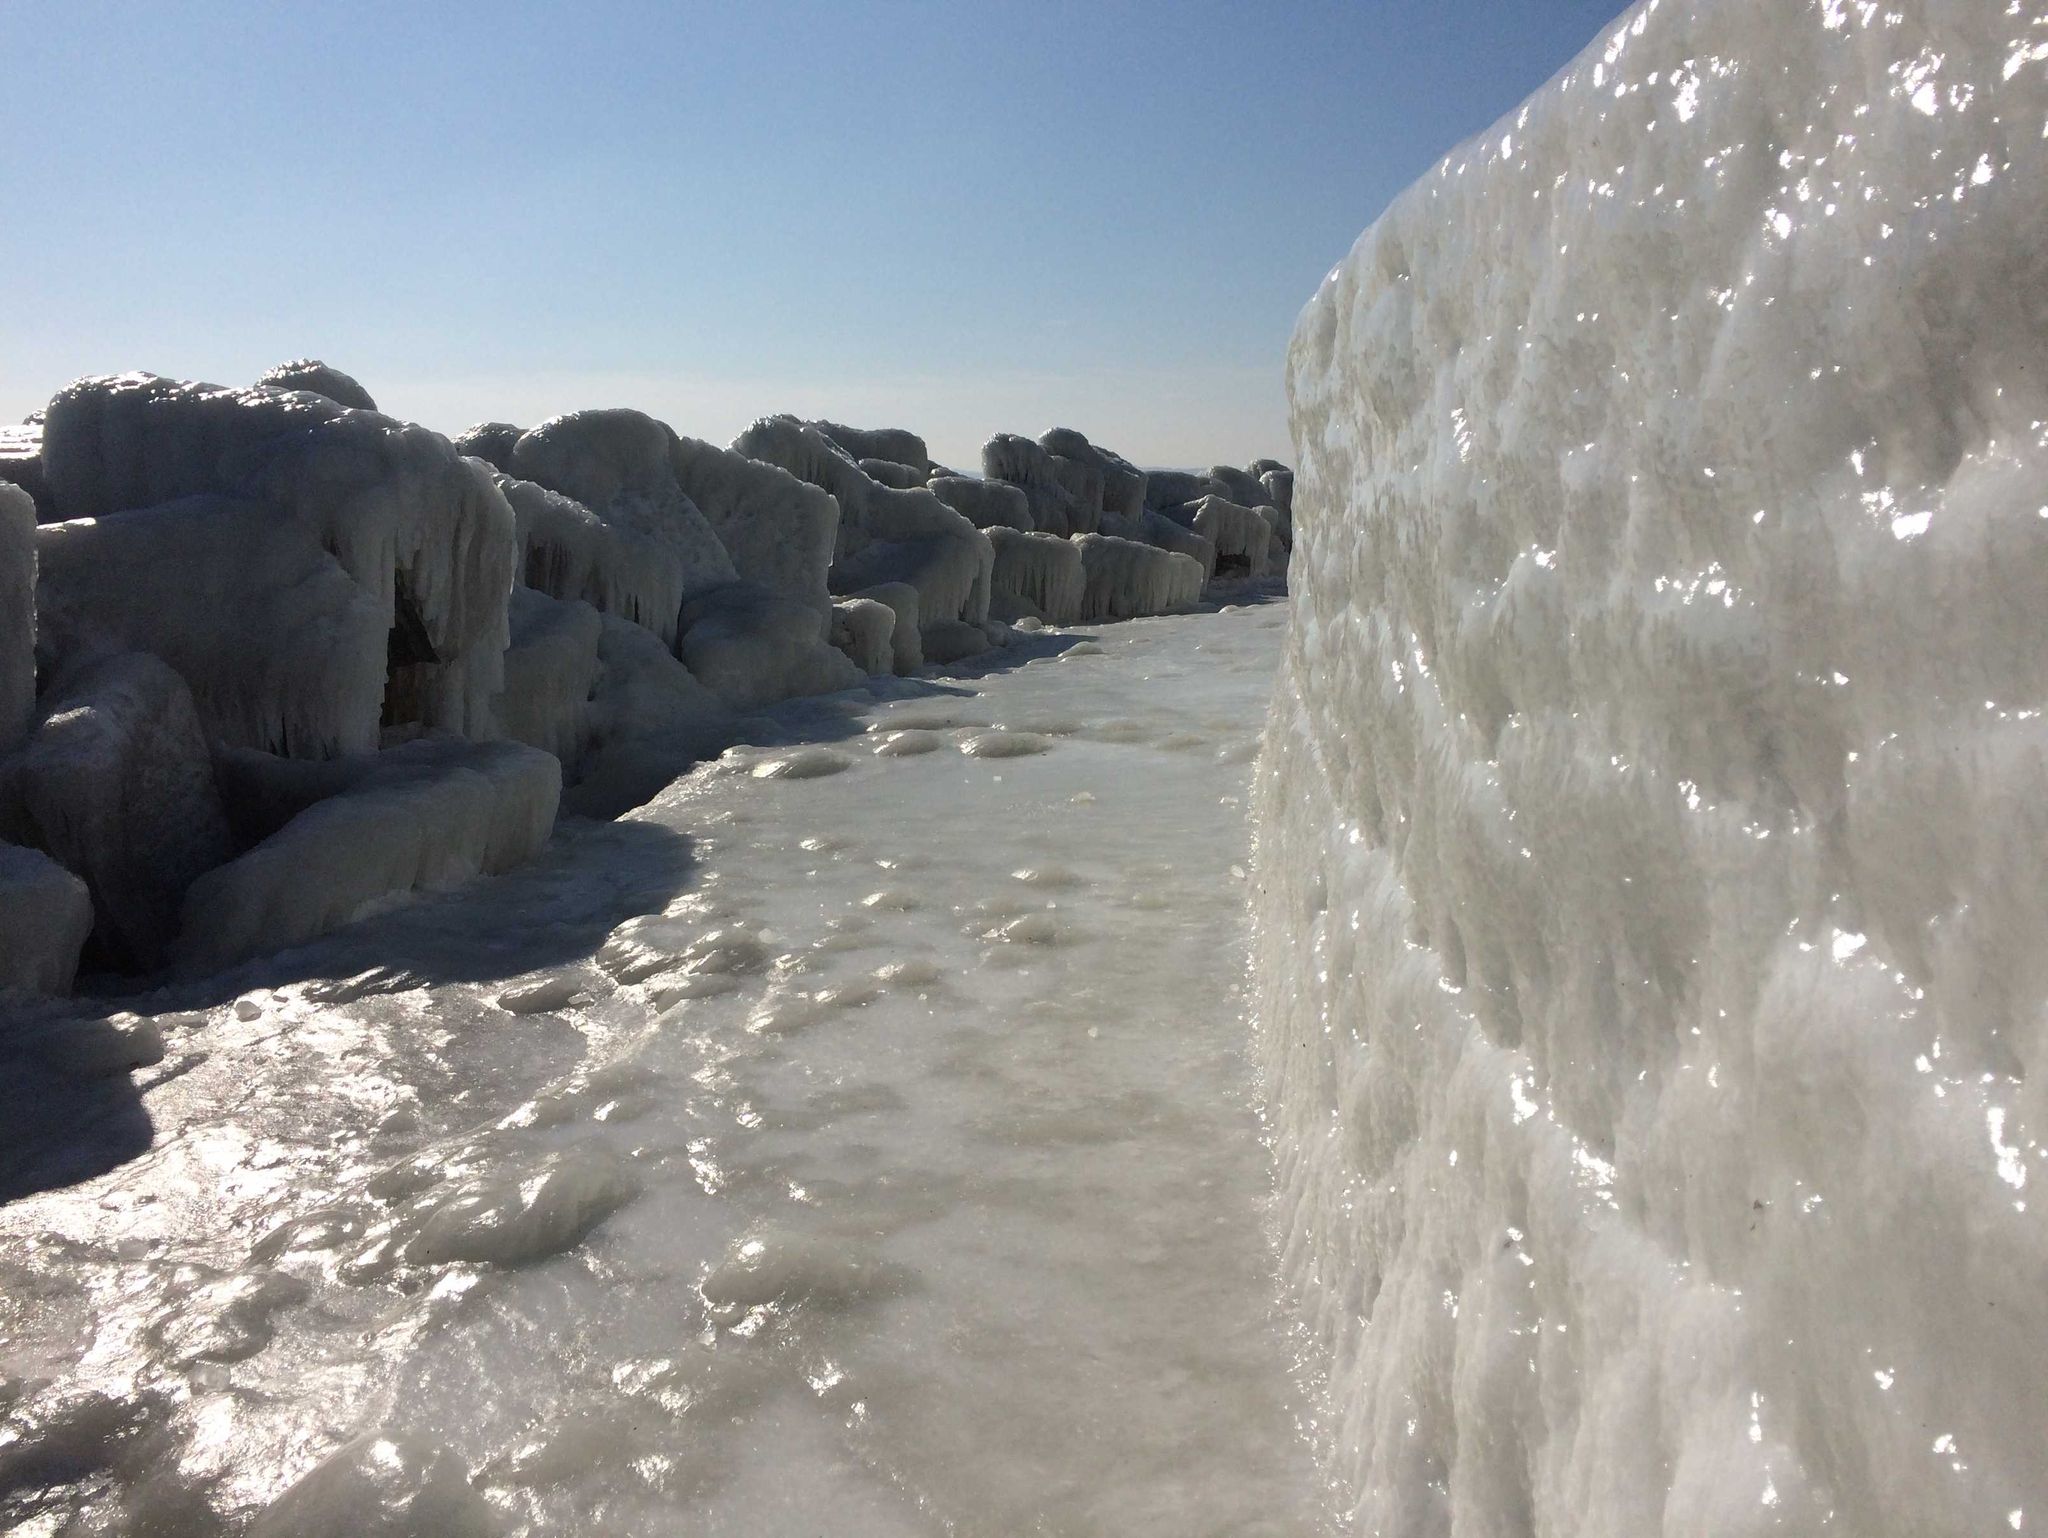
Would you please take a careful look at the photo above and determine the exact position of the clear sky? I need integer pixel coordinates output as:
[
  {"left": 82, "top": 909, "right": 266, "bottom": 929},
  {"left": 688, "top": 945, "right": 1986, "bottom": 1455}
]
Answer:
[{"left": 0, "top": 0, "right": 1620, "bottom": 470}]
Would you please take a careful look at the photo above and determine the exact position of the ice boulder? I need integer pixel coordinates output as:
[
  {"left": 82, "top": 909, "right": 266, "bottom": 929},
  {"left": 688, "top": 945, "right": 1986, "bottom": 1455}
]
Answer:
[
  {"left": 851, "top": 581, "right": 923, "bottom": 674},
  {"left": 494, "top": 471, "right": 690, "bottom": 646},
  {"left": 178, "top": 737, "right": 560, "bottom": 974},
  {"left": 929, "top": 474, "right": 1033, "bottom": 532},
  {"left": 0, "top": 422, "right": 47, "bottom": 520},
  {"left": 36, "top": 373, "right": 516, "bottom": 754},
  {"left": 0, "top": 843, "right": 94, "bottom": 994},
  {"left": 982, "top": 433, "right": 1095, "bottom": 537},
  {"left": 805, "top": 418, "right": 931, "bottom": 478},
  {"left": 1256, "top": 5, "right": 2048, "bottom": 1534},
  {"left": 450, "top": 421, "right": 523, "bottom": 472},
  {"left": 732, "top": 415, "right": 990, "bottom": 638},
  {"left": 1073, "top": 534, "right": 1202, "bottom": 621},
  {"left": 829, "top": 597, "right": 896, "bottom": 676},
  {"left": 1, "top": 482, "right": 34, "bottom": 754},
  {"left": 676, "top": 583, "right": 860, "bottom": 711},
  {"left": 668, "top": 434, "right": 838, "bottom": 616},
  {"left": 11, "top": 652, "right": 234, "bottom": 970},
  {"left": 506, "top": 409, "right": 738, "bottom": 605},
  {"left": 1139, "top": 510, "right": 1216, "bottom": 586},
  {"left": 565, "top": 611, "right": 731, "bottom": 818},
  {"left": 494, "top": 586, "right": 603, "bottom": 766},
  {"left": 986, "top": 527, "right": 1084, "bottom": 625},
  {"left": 1184, "top": 494, "right": 1271, "bottom": 579},
  {"left": 1038, "top": 427, "right": 1148, "bottom": 520},
  {"left": 858, "top": 456, "right": 926, "bottom": 490},
  {"left": 253, "top": 358, "right": 377, "bottom": 412}
]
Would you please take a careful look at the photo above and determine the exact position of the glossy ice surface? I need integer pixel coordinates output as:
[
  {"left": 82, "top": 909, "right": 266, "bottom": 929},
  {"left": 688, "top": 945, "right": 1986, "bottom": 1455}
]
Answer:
[
  {"left": 1260, "top": 1, "right": 2048, "bottom": 1534},
  {"left": 1, "top": 605, "right": 1334, "bottom": 1536}
]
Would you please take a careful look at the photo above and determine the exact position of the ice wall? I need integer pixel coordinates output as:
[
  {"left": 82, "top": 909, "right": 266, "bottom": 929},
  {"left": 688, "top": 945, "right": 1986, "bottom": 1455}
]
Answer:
[{"left": 1255, "top": 4, "right": 2048, "bottom": 1535}]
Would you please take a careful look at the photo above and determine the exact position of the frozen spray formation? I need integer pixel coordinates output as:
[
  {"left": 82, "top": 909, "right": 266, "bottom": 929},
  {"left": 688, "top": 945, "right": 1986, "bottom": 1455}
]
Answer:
[
  {"left": 1255, "top": 2, "right": 2048, "bottom": 1533},
  {"left": 0, "top": 366, "right": 1287, "bottom": 989}
]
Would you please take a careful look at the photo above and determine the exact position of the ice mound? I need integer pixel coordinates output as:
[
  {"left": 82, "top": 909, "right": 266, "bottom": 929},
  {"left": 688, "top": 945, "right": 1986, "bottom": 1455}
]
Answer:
[
  {"left": 494, "top": 587, "right": 603, "bottom": 764},
  {"left": 1039, "top": 427, "right": 1148, "bottom": 522},
  {"left": 987, "top": 527, "right": 1085, "bottom": 624},
  {"left": 930, "top": 474, "right": 1034, "bottom": 531},
  {"left": 1257, "top": 4, "right": 2048, "bottom": 1532},
  {"left": 36, "top": 373, "right": 516, "bottom": 755},
  {"left": 1183, "top": 494, "right": 1272, "bottom": 579},
  {"left": 805, "top": 417, "right": 931, "bottom": 478},
  {"left": 495, "top": 470, "right": 691, "bottom": 646},
  {"left": 0, "top": 842, "right": 93, "bottom": 993},
  {"left": 829, "top": 596, "right": 897, "bottom": 676},
  {"left": 178, "top": 737, "right": 560, "bottom": 973},
  {"left": 12, "top": 652, "right": 235, "bottom": 969},
  {"left": 982, "top": 432, "right": 1095, "bottom": 537},
  {"left": 405, "top": 1141, "right": 637, "bottom": 1266},
  {"left": 731, "top": 415, "right": 991, "bottom": 634},
  {"left": 1074, "top": 534, "right": 1203, "bottom": 621},
  {"left": 676, "top": 583, "right": 861, "bottom": 710},
  {"left": 253, "top": 357, "right": 377, "bottom": 412},
  {"left": 669, "top": 433, "right": 838, "bottom": 616},
  {"left": 506, "top": 408, "right": 739, "bottom": 605},
  {"left": 249, "top": 1433, "right": 499, "bottom": 1538},
  {"left": 0, "top": 483, "right": 34, "bottom": 752}
]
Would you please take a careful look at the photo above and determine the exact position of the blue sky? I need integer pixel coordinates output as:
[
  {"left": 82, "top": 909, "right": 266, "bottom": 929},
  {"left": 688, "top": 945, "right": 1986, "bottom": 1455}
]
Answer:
[{"left": 0, "top": 1, "right": 1620, "bottom": 469}]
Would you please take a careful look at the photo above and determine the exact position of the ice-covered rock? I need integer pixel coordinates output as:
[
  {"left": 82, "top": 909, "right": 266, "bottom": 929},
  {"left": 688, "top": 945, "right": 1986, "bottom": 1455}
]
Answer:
[
  {"left": 858, "top": 456, "right": 926, "bottom": 490},
  {"left": 930, "top": 474, "right": 1033, "bottom": 532},
  {"left": 1038, "top": 427, "right": 1148, "bottom": 520},
  {"left": 1257, "top": 5, "right": 2048, "bottom": 1533},
  {"left": 450, "top": 421, "right": 523, "bottom": 472},
  {"left": 1184, "top": 494, "right": 1272, "bottom": 579},
  {"left": 982, "top": 432, "right": 1096, "bottom": 537},
  {"left": 0, "top": 842, "right": 93, "bottom": 994},
  {"left": 0, "top": 420, "right": 47, "bottom": 518},
  {"left": 506, "top": 409, "right": 738, "bottom": 606},
  {"left": 920, "top": 618, "right": 990, "bottom": 666},
  {"left": 564, "top": 612, "right": 731, "bottom": 818},
  {"left": 37, "top": 374, "right": 515, "bottom": 755},
  {"left": 829, "top": 596, "right": 896, "bottom": 676},
  {"left": 986, "top": 527, "right": 1084, "bottom": 625},
  {"left": 494, "top": 587, "right": 602, "bottom": 765},
  {"left": 852, "top": 580, "right": 923, "bottom": 674},
  {"left": 676, "top": 583, "right": 860, "bottom": 711},
  {"left": 805, "top": 418, "right": 930, "bottom": 477},
  {"left": 669, "top": 433, "right": 838, "bottom": 616},
  {"left": 0, "top": 482, "right": 34, "bottom": 754},
  {"left": 253, "top": 358, "right": 377, "bottom": 412},
  {"left": 732, "top": 415, "right": 990, "bottom": 637},
  {"left": 11, "top": 652, "right": 234, "bottom": 970},
  {"left": 1139, "top": 510, "right": 1217, "bottom": 586},
  {"left": 494, "top": 470, "right": 688, "bottom": 646},
  {"left": 178, "top": 737, "right": 560, "bottom": 973},
  {"left": 1074, "top": 534, "right": 1202, "bottom": 622}
]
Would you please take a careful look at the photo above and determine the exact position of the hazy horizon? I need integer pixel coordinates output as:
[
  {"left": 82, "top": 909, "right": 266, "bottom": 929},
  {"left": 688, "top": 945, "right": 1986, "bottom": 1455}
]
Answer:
[{"left": 1, "top": 0, "right": 1619, "bottom": 469}]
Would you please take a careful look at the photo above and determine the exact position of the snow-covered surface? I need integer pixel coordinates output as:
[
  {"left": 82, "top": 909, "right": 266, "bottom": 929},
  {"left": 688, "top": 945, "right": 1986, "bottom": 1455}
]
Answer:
[
  {"left": 1258, "top": 4, "right": 2048, "bottom": 1534},
  {"left": 0, "top": 604, "right": 1329, "bottom": 1536}
]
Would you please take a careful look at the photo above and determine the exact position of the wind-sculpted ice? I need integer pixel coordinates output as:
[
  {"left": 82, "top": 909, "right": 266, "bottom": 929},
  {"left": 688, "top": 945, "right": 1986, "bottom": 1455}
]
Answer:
[{"left": 1256, "top": 3, "right": 2048, "bottom": 1534}]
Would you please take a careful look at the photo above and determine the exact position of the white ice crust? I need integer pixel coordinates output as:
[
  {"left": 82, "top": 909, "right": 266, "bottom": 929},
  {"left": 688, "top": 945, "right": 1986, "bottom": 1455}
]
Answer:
[{"left": 1256, "top": 4, "right": 2048, "bottom": 1534}]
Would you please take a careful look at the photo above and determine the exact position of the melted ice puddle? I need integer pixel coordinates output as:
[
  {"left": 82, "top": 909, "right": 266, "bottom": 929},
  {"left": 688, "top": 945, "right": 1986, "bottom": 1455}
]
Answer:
[{"left": 0, "top": 602, "right": 1332, "bottom": 1536}]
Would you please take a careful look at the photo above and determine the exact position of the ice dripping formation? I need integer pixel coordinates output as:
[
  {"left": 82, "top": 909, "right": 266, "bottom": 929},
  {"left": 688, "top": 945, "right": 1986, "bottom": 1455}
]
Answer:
[{"left": 1254, "top": 1, "right": 2048, "bottom": 1532}]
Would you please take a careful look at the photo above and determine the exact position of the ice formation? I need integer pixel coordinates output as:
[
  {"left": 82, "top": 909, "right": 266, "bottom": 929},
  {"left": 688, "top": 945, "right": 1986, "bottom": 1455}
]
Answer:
[
  {"left": 12, "top": 652, "right": 234, "bottom": 970},
  {"left": 0, "top": 482, "right": 34, "bottom": 752},
  {"left": 179, "top": 737, "right": 560, "bottom": 974},
  {"left": 668, "top": 433, "right": 838, "bottom": 615},
  {"left": 0, "top": 353, "right": 1285, "bottom": 986},
  {"left": 0, "top": 842, "right": 92, "bottom": 993},
  {"left": 1256, "top": 4, "right": 2048, "bottom": 1533},
  {"left": 505, "top": 410, "right": 738, "bottom": 605},
  {"left": 987, "top": 527, "right": 1085, "bottom": 625},
  {"left": 252, "top": 358, "right": 378, "bottom": 413},
  {"left": 1184, "top": 494, "right": 1273, "bottom": 579},
  {"left": 730, "top": 415, "right": 992, "bottom": 631},
  {"left": 1074, "top": 534, "right": 1203, "bottom": 622},
  {"left": 37, "top": 374, "right": 515, "bottom": 753},
  {"left": 495, "top": 471, "right": 692, "bottom": 646}
]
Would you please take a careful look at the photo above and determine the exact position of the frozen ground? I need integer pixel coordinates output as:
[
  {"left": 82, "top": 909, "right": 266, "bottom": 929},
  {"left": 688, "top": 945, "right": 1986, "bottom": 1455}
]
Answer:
[{"left": 0, "top": 599, "right": 1334, "bottom": 1536}]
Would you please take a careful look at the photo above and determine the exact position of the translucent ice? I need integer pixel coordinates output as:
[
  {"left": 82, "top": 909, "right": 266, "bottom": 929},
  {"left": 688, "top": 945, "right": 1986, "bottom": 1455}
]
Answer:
[{"left": 1257, "top": 4, "right": 2048, "bottom": 1533}]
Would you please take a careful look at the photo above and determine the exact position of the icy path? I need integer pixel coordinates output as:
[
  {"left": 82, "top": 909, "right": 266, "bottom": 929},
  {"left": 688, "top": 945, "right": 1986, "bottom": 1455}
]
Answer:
[{"left": 0, "top": 602, "right": 1333, "bottom": 1536}]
